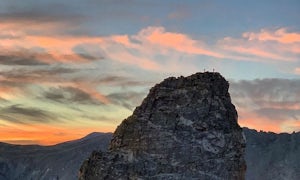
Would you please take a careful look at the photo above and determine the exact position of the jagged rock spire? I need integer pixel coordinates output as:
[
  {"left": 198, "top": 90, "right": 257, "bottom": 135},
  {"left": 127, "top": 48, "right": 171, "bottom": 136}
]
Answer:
[{"left": 79, "top": 72, "right": 246, "bottom": 180}]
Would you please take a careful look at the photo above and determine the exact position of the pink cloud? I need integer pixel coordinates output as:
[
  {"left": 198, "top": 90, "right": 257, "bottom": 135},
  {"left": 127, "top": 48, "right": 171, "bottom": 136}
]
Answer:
[
  {"left": 1, "top": 23, "right": 299, "bottom": 73},
  {"left": 94, "top": 27, "right": 224, "bottom": 71},
  {"left": 67, "top": 86, "right": 110, "bottom": 105},
  {"left": 0, "top": 22, "right": 105, "bottom": 63},
  {"left": 105, "top": 50, "right": 161, "bottom": 71},
  {"left": 0, "top": 22, "right": 162, "bottom": 70},
  {"left": 97, "top": 26, "right": 223, "bottom": 71},
  {"left": 218, "top": 28, "right": 300, "bottom": 62},
  {"left": 1, "top": 36, "right": 104, "bottom": 63},
  {"left": 243, "top": 28, "right": 300, "bottom": 44},
  {"left": 133, "top": 26, "right": 223, "bottom": 58},
  {"left": 221, "top": 44, "right": 293, "bottom": 61},
  {"left": 0, "top": 86, "right": 19, "bottom": 100},
  {"left": 111, "top": 35, "right": 132, "bottom": 47}
]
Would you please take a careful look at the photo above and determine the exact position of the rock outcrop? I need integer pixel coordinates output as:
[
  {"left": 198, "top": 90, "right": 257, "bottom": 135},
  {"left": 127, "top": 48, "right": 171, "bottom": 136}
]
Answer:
[{"left": 79, "top": 72, "right": 246, "bottom": 180}]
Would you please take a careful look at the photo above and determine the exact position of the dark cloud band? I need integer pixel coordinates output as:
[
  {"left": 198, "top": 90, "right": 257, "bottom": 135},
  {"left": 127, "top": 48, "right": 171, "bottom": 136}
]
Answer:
[
  {"left": 230, "top": 79, "right": 300, "bottom": 121},
  {"left": 0, "top": 104, "right": 57, "bottom": 124}
]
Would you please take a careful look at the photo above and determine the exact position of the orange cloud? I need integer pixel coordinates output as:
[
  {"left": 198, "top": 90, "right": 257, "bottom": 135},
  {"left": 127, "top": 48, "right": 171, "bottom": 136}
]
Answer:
[
  {"left": 111, "top": 35, "right": 132, "bottom": 47},
  {"left": 280, "top": 120, "right": 300, "bottom": 133},
  {"left": 0, "top": 123, "right": 114, "bottom": 145},
  {"left": 27, "top": 36, "right": 103, "bottom": 52},
  {"left": 0, "top": 83, "right": 24, "bottom": 100},
  {"left": 238, "top": 110, "right": 282, "bottom": 133},
  {"left": 237, "top": 103, "right": 300, "bottom": 133},
  {"left": 239, "top": 117, "right": 281, "bottom": 133},
  {"left": 0, "top": 87, "right": 14, "bottom": 97},
  {"left": 295, "top": 68, "right": 300, "bottom": 75}
]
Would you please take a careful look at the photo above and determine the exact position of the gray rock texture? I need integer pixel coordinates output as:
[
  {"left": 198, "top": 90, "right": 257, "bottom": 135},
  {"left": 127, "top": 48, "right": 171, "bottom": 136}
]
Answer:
[{"left": 79, "top": 72, "right": 246, "bottom": 180}]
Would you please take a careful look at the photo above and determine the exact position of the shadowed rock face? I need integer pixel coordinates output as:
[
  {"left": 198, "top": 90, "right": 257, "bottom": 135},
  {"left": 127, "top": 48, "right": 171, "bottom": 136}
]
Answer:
[{"left": 79, "top": 72, "right": 246, "bottom": 180}]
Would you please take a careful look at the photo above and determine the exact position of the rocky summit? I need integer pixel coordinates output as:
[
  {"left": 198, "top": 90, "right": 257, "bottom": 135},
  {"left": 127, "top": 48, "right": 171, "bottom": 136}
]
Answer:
[{"left": 79, "top": 72, "right": 246, "bottom": 180}]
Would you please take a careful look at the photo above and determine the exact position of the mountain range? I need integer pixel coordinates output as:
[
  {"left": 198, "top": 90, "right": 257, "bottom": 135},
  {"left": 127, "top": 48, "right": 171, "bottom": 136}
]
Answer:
[
  {"left": 244, "top": 128, "right": 300, "bottom": 180},
  {"left": 0, "top": 129, "right": 299, "bottom": 180},
  {"left": 0, "top": 133, "right": 111, "bottom": 180}
]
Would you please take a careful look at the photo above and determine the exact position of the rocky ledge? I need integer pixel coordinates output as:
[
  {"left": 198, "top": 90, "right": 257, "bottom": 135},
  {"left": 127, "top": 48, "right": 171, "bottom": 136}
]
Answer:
[{"left": 79, "top": 72, "right": 246, "bottom": 180}]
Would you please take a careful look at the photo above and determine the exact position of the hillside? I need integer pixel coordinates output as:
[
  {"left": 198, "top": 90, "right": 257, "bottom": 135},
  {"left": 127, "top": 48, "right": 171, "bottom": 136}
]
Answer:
[
  {"left": 0, "top": 133, "right": 112, "bottom": 180},
  {"left": 244, "top": 128, "right": 300, "bottom": 180}
]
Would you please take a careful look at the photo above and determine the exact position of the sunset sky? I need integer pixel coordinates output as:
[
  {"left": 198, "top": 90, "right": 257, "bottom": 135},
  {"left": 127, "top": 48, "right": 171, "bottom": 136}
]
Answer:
[{"left": 0, "top": 0, "right": 300, "bottom": 145}]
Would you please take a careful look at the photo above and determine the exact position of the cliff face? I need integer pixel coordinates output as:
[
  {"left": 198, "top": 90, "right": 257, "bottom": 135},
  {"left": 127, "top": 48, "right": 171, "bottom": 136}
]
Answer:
[{"left": 79, "top": 72, "right": 246, "bottom": 180}]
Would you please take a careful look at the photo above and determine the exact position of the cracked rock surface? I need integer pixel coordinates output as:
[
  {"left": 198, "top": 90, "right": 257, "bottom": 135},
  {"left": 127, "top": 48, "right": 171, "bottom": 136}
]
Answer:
[{"left": 79, "top": 72, "right": 246, "bottom": 180}]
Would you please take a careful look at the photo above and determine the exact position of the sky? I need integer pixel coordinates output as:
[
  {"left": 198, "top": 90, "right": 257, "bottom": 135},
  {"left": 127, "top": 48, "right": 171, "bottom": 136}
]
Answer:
[{"left": 0, "top": 0, "right": 299, "bottom": 145}]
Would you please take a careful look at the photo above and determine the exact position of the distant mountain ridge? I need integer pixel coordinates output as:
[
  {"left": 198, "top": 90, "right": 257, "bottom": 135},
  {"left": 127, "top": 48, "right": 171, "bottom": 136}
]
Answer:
[
  {"left": 244, "top": 128, "right": 300, "bottom": 180},
  {"left": 1, "top": 129, "right": 300, "bottom": 180},
  {"left": 0, "top": 132, "right": 112, "bottom": 180}
]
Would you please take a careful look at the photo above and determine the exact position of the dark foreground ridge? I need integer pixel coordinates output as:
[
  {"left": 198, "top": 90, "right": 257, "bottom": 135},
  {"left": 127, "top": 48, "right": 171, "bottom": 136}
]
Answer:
[{"left": 79, "top": 72, "right": 246, "bottom": 180}]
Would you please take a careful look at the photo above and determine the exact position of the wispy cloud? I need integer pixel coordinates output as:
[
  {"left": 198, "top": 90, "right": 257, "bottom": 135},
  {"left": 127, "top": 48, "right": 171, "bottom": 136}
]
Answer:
[
  {"left": 0, "top": 66, "right": 77, "bottom": 85},
  {"left": 295, "top": 68, "right": 300, "bottom": 75},
  {"left": 243, "top": 28, "right": 300, "bottom": 44},
  {"left": 0, "top": 104, "right": 57, "bottom": 124},
  {"left": 0, "top": 54, "right": 48, "bottom": 66},
  {"left": 133, "top": 26, "right": 223, "bottom": 58},
  {"left": 219, "top": 28, "right": 300, "bottom": 62},
  {"left": 0, "top": 5, "right": 299, "bottom": 139},
  {"left": 0, "top": 0, "right": 298, "bottom": 145},
  {"left": 0, "top": 20, "right": 104, "bottom": 64},
  {"left": 88, "top": 26, "right": 224, "bottom": 71},
  {"left": 0, "top": 0, "right": 86, "bottom": 37},
  {"left": 230, "top": 78, "right": 300, "bottom": 132},
  {"left": 42, "top": 86, "right": 104, "bottom": 105},
  {"left": 1, "top": 23, "right": 299, "bottom": 74},
  {"left": 107, "top": 91, "right": 147, "bottom": 110},
  {"left": 0, "top": 97, "right": 8, "bottom": 102}
]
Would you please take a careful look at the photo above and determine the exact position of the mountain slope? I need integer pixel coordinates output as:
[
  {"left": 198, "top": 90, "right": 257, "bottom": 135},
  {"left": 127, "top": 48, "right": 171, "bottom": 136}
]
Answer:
[
  {"left": 244, "top": 128, "right": 300, "bottom": 180},
  {"left": 1, "top": 129, "right": 300, "bottom": 180},
  {"left": 0, "top": 132, "right": 112, "bottom": 180}
]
